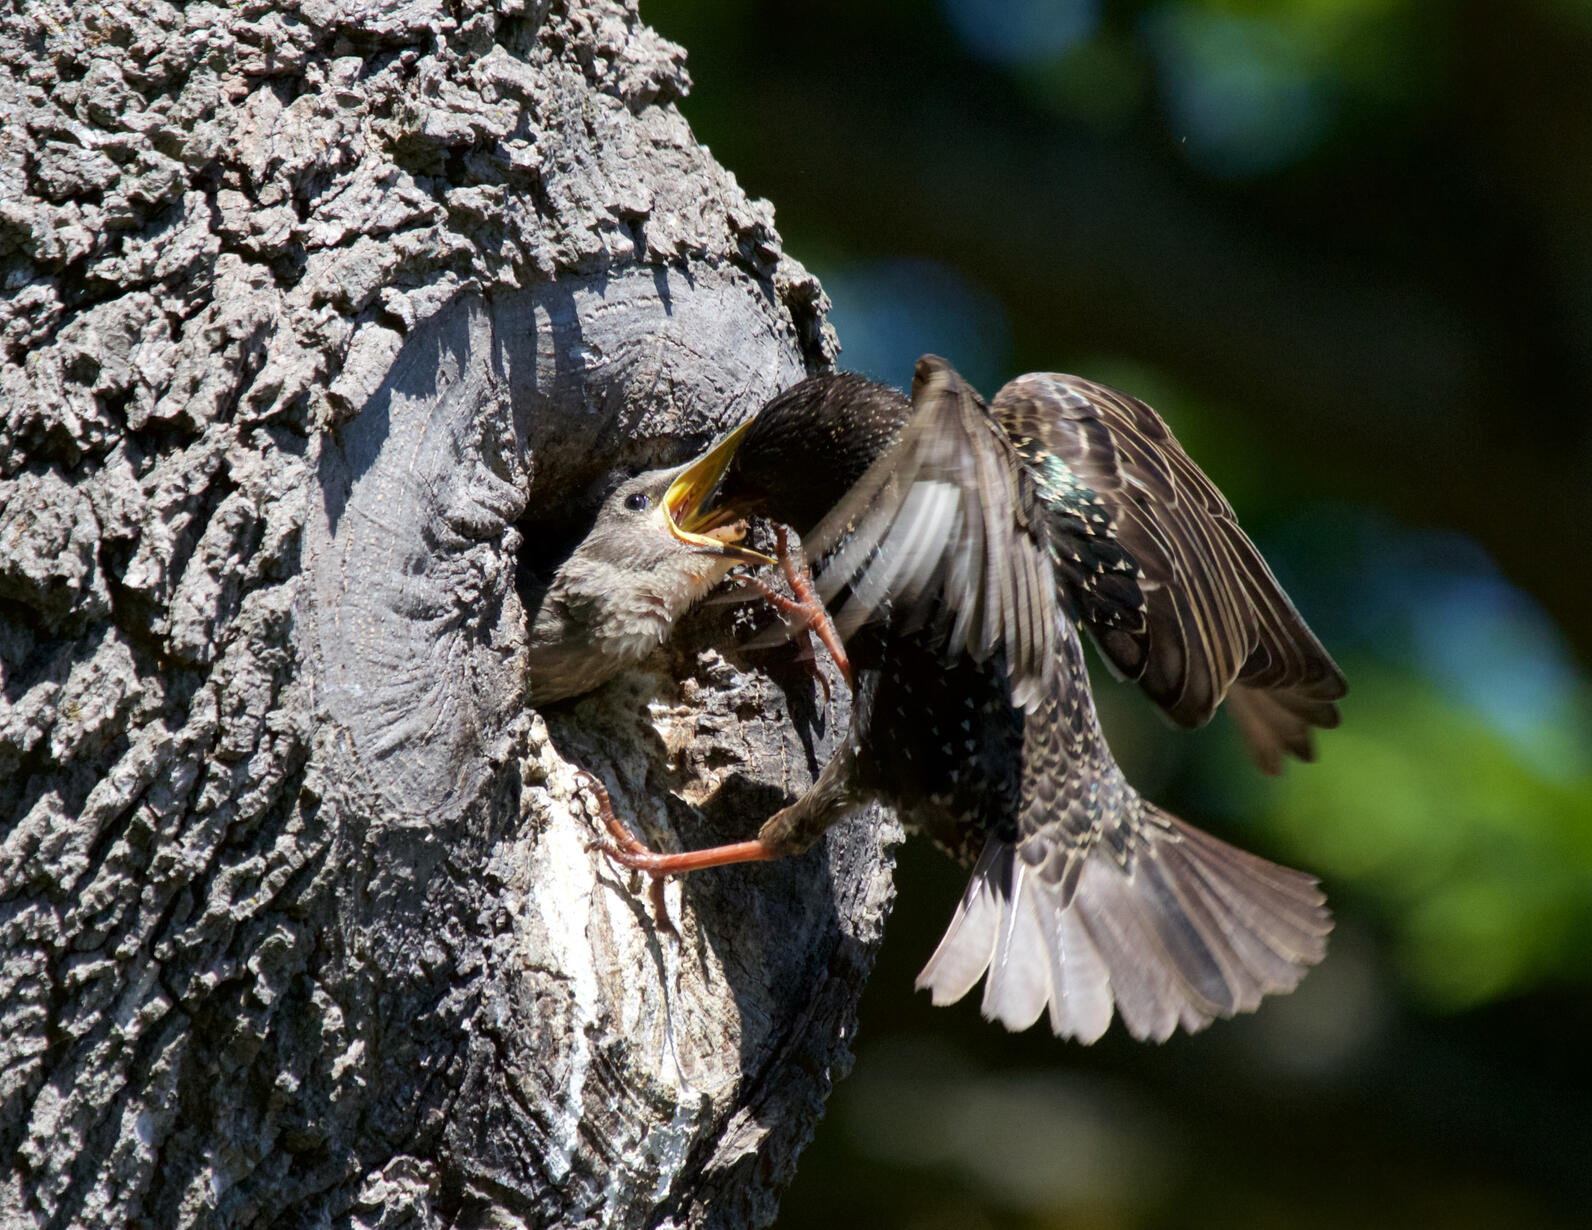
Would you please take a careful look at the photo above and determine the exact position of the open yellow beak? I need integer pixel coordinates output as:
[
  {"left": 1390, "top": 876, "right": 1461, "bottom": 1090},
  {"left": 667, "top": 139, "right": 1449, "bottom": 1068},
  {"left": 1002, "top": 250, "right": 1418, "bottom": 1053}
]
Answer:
[{"left": 663, "top": 421, "right": 776, "bottom": 565}]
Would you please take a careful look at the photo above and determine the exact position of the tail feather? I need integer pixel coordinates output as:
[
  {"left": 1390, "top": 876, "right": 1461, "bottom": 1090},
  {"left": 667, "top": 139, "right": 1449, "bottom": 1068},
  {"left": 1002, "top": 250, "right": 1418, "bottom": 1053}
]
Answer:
[
  {"left": 1151, "top": 853, "right": 1298, "bottom": 1007},
  {"left": 1071, "top": 858, "right": 1218, "bottom": 1040},
  {"left": 1089, "top": 851, "right": 1245, "bottom": 1026},
  {"left": 1173, "top": 821, "right": 1329, "bottom": 961},
  {"left": 915, "top": 809, "right": 1330, "bottom": 1043},
  {"left": 980, "top": 860, "right": 1052, "bottom": 1031},
  {"left": 917, "top": 841, "right": 1008, "bottom": 1005},
  {"left": 1041, "top": 903, "right": 1114, "bottom": 1042}
]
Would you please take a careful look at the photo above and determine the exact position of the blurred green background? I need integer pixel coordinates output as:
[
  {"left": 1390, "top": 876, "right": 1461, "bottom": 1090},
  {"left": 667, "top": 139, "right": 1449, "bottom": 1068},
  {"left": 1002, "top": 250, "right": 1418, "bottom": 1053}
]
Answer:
[{"left": 641, "top": 1, "right": 1592, "bottom": 1225}]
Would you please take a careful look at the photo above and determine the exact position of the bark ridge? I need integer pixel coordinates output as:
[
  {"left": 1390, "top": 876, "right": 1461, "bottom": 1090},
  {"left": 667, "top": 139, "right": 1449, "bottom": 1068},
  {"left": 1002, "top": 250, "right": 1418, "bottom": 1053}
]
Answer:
[{"left": 0, "top": 2, "right": 890, "bottom": 1226}]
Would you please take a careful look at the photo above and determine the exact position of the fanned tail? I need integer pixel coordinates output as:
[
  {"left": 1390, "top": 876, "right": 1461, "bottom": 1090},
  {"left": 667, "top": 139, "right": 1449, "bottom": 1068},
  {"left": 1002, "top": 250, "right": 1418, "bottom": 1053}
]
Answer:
[{"left": 914, "top": 807, "right": 1330, "bottom": 1043}]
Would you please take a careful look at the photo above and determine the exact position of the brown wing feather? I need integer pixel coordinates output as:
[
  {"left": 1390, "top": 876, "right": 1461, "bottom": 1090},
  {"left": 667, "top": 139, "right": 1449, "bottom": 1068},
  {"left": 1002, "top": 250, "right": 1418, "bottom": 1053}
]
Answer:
[
  {"left": 804, "top": 356, "right": 1060, "bottom": 712},
  {"left": 991, "top": 372, "right": 1346, "bottom": 770}
]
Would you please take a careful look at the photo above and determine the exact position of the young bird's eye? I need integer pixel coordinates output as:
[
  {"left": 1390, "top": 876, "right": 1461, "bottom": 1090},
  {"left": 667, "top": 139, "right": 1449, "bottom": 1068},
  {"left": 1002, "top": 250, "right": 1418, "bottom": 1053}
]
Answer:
[{"left": 624, "top": 492, "right": 650, "bottom": 512}]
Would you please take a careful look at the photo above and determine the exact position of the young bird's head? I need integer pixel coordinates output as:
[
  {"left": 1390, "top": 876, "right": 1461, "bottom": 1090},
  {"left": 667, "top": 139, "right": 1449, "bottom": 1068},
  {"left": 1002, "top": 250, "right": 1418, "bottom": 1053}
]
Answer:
[{"left": 524, "top": 459, "right": 767, "bottom": 705}]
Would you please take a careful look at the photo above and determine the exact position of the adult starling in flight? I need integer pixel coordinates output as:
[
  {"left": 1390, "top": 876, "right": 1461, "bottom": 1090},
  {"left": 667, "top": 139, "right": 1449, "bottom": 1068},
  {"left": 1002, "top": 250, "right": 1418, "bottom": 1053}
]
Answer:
[{"left": 586, "top": 355, "right": 1346, "bottom": 1043}]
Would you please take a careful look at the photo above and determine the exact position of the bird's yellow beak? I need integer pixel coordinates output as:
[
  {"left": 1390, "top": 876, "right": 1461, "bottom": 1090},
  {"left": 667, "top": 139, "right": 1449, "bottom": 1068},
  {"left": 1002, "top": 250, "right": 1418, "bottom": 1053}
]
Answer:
[{"left": 663, "top": 422, "right": 775, "bottom": 565}]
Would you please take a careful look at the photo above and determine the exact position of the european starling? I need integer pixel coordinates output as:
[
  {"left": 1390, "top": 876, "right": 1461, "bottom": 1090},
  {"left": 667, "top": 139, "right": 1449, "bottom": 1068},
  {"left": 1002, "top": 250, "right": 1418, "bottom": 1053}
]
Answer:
[
  {"left": 596, "top": 355, "right": 1347, "bottom": 1043},
  {"left": 524, "top": 454, "right": 768, "bottom": 704}
]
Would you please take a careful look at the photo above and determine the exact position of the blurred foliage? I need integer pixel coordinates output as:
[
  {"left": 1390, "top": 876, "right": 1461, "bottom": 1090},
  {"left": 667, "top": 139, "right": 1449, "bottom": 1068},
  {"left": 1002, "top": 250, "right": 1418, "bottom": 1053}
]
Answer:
[
  {"left": 642, "top": 0, "right": 1592, "bottom": 1223},
  {"left": 1256, "top": 658, "right": 1592, "bottom": 1006},
  {"left": 1233, "top": 510, "right": 1592, "bottom": 1009}
]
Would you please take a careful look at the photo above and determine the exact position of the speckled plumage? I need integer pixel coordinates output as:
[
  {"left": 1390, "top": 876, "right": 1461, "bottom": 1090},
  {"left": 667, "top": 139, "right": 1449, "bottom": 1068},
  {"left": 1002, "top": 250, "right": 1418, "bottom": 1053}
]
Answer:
[
  {"left": 991, "top": 369, "right": 1346, "bottom": 772},
  {"left": 699, "top": 355, "right": 1345, "bottom": 1041}
]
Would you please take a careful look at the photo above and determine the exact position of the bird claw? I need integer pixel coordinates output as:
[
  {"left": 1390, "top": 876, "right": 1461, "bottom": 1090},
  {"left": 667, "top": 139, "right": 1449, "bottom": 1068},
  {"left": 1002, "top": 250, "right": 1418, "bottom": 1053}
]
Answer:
[
  {"left": 575, "top": 769, "right": 657, "bottom": 867},
  {"left": 575, "top": 770, "right": 682, "bottom": 933},
  {"left": 736, "top": 526, "right": 852, "bottom": 701},
  {"left": 773, "top": 527, "right": 853, "bottom": 691},
  {"left": 796, "top": 634, "right": 834, "bottom": 705},
  {"left": 574, "top": 768, "right": 785, "bottom": 881}
]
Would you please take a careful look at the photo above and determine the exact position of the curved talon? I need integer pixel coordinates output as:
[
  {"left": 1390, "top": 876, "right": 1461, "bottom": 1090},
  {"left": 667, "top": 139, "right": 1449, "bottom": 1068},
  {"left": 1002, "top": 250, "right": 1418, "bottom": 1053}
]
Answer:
[
  {"left": 596, "top": 839, "right": 668, "bottom": 878},
  {"left": 775, "top": 526, "right": 853, "bottom": 691},
  {"left": 741, "top": 575, "right": 833, "bottom": 703},
  {"left": 576, "top": 772, "right": 682, "bottom": 933},
  {"left": 736, "top": 525, "right": 852, "bottom": 700},
  {"left": 801, "top": 643, "right": 835, "bottom": 707},
  {"left": 577, "top": 768, "right": 779, "bottom": 876},
  {"left": 575, "top": 769, "right": 650, "bottom": 860}
]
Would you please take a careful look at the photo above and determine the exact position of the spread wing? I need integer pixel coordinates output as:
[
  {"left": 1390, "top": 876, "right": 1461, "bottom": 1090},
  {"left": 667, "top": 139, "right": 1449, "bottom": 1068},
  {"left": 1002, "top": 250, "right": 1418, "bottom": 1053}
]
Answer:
[
  {"left": 801, "top": 355, "right": 1059, "bottom": 712},
  {"left": 992, "top": 372, "right": 1346, "bottom": 772}
]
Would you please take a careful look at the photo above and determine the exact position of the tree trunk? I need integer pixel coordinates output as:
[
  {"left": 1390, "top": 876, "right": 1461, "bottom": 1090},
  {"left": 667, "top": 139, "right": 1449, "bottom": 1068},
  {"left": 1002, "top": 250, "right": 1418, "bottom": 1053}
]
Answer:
[{"left": 0, "top": 2, "right": 897, "bottom": 1225}]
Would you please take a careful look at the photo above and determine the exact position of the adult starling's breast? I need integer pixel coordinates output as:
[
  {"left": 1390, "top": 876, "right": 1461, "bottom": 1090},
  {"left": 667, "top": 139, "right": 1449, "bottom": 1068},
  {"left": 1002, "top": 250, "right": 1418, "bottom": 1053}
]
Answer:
[{"left": 681, "top": 355, "right": 1345, "bottom": 1042}]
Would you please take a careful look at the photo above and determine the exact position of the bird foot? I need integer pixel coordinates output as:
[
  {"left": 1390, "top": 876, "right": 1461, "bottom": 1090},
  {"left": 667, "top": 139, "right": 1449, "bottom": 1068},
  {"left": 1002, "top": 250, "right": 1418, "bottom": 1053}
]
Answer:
[
  {"left": 740, "top": 582, "right": 832, "bottom": 703},
  {"left": 740, "top": 525, "right": 853, "bottom": 700},
  {"left": 575, "top": 769, "right": 782, "bottom": 878}
]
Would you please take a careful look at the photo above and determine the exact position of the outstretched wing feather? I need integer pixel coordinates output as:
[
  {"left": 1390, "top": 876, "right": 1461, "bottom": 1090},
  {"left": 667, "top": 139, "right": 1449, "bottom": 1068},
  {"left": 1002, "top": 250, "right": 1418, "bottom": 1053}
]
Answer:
[
  {"left": 992, "top": 372, "right": 1345, "bottom": 765},
  {"left": 805, "top": 356, "right": 1059, "bottom": 711}
]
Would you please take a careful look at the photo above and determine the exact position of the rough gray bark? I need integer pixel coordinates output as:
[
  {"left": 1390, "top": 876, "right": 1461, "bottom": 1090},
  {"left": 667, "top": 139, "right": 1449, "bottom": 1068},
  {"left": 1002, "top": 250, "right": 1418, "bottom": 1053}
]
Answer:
[{"left": 0, "top": 2, "right": 898, "bottom": 1226}]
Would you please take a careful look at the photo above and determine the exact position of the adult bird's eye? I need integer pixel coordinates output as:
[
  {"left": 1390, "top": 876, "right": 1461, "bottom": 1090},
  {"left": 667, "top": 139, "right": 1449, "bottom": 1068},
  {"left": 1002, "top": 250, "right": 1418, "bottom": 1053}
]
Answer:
[{"left": 625, "top": 492, "right": 650, "bottom": 512}]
